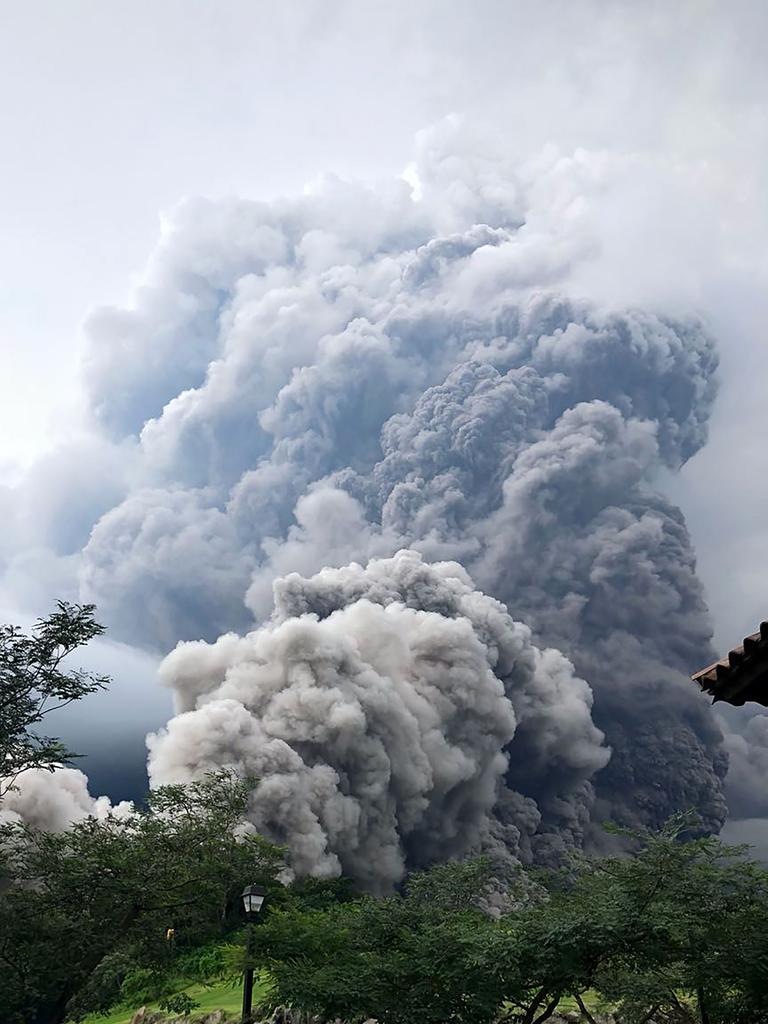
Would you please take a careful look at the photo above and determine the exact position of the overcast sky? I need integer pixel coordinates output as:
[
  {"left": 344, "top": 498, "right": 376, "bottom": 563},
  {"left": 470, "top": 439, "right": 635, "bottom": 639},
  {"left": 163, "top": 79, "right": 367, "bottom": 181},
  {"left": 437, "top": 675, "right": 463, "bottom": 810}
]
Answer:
[
  {"left": 2, "top": 1, "right": 768, "bottom": 799},
  {"left": 3, "top": 0, "right": 766, "bottom": 470}
]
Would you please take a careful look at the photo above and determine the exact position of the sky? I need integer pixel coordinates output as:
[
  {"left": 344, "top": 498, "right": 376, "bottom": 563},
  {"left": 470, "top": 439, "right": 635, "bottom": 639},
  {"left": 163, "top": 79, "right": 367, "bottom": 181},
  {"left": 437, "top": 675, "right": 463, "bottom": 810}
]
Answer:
[
  {"left": 2, "top": 0, "right": 767, "bottom": 649},
  {"left": 1, "top": 1, "right": 767, "bottom": 833}
]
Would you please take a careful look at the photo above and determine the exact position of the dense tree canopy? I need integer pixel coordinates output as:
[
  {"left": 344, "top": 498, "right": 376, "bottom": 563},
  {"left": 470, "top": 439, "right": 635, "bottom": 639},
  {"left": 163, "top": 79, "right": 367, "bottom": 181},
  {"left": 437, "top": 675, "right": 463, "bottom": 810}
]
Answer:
[
  {"left": 0, "top": 773, "right": 283, "bottom": 1024},
  {"left": 3, "top": 784, "right": 768, "bottom": 1024},
  {"left": 253, "top": 821, "right": 768, "bottom": 1024}
]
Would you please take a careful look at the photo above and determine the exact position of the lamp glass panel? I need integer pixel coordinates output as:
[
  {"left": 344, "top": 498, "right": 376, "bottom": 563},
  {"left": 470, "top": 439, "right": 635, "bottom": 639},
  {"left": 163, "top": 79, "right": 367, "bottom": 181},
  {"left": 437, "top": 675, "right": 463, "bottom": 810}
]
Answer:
[{"left": 242, "top": 892, "right": 265, "bottom": 913}]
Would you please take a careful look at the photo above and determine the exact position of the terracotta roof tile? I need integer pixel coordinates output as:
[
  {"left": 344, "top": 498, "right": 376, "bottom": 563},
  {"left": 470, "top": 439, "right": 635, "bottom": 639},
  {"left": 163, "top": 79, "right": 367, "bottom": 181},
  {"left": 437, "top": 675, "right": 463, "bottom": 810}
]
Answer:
[{"left": 692, "top": 622, "right": 768, "bottom": 706}]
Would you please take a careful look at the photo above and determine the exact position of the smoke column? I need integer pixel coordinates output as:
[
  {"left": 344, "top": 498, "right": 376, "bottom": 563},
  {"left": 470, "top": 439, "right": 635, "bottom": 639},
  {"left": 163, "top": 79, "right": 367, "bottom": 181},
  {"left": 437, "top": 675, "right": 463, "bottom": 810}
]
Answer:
[
  {"left": 148, "top": 550, "right": 609, "bottom": 886},
  {"left": 0, "top": 123, "right": 730, "bottom": 866}
]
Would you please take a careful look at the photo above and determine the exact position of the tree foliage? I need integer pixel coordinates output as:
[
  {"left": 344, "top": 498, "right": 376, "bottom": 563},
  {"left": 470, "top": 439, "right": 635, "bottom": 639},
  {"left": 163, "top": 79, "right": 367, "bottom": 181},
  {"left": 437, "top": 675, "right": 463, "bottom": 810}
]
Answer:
[
  {"left": 0, "top": 772, "right": 284, "bottom": 1024},
  {"left": 0, "top": 602, "right": 109, "bottom": 797},
  {"left": 3, "top": 799, "right": 768, "bottom": 1024},
  {"left": 252, "top": 858, "right": 507, "bottom": 1024},
  {"left": 254, "top": 821, "right": 768, "bottom": 1024}
]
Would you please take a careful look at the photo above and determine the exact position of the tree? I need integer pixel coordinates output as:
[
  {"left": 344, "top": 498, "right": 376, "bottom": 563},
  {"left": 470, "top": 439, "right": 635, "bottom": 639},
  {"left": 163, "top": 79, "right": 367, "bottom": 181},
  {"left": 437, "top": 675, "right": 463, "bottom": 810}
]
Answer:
[
  {"left": 253, "top": 823, "right": 768, "bottom": 1024},
  {"left": 585, "top": 820, "right": 768, "bottom": 1023},
  {"left": 0, "top": 602, "right": 109, "bottom": 798},
  {"left": 496, "top": 868, "right": 628, "bottom": 1024},
  {"left": 252, "top": 858, "right": 511, "bottom": 1024},
  {"left": 504, "top": 817, "right": 768, "bottom": 1024},
  {"left": 0, "top": 771, "right": 284, "bottom": 1024}
]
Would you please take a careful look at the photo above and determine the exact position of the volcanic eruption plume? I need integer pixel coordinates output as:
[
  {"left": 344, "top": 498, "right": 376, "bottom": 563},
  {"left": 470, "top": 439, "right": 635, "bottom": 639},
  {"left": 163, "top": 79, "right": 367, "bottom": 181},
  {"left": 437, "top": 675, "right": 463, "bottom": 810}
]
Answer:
[
  {"left": 0, "top": 123, "right": 730, "bottom": 867},
  {"left": 148, "top": 550, "right": 609, "bottom": 888}
]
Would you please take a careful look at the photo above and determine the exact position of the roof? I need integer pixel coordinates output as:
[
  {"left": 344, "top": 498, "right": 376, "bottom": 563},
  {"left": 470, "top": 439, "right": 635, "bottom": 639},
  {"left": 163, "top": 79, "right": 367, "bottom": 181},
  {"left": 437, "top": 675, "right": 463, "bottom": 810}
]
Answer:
[{"left": 692, "top": 621, "right": 768, "bottom": 707}]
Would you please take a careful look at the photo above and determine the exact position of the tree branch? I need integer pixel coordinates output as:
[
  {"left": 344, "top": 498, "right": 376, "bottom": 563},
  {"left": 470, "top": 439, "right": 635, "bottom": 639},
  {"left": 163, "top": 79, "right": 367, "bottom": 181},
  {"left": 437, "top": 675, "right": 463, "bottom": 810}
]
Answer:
[
  {"left": 574, "top": 992, "right": 600, "bottom": 1024},
  {"left": 532, "top": 991, "right": 563, "bottom": 1024}
]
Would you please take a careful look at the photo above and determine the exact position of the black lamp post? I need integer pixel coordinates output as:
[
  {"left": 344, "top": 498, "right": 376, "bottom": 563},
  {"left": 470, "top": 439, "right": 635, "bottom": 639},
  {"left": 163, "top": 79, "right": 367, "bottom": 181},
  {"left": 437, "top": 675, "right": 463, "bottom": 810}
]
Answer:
[{"left": 241, "top": 884, "right": 266, "bottom": 1023}]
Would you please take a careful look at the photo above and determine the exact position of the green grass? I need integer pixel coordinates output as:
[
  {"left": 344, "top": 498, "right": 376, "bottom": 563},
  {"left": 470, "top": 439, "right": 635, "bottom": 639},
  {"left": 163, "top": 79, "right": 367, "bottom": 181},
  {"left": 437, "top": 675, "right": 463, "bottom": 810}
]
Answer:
[
  {"left": 497, "top": 990, "right": 607, "bottom": 1020},
  {"left": 76, "top": 974, "right": 269, "bottom": 1024},
  {"left": 557, "top": 989, "right": 604, "bottom": 1012},
  {"left": 78, "top": 979, "right": 602, "bottom": 1024}
]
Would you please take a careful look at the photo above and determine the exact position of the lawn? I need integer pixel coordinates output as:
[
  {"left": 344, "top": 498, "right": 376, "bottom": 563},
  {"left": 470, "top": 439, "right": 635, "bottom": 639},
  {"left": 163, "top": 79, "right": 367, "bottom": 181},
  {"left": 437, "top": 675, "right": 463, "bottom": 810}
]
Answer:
[
  {"left": 77, "top": 980, "right": 602, "bottom": 1024},
  {"left": 76, "top": 974, "right": 268, "bottom": 1024}
]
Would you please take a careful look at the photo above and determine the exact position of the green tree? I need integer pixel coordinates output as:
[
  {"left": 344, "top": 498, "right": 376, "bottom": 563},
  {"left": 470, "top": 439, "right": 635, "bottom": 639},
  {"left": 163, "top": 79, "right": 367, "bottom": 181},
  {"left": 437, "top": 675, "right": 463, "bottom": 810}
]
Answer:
[
  {"left": 253, "top": 858, "right": 510, "bottom": 1024},
  {"left": 254, "top": 823, "right": 768, "bottom": 1024},
  {"left": 0, "top": 771, "right": 284, "bottom": 1024},
  {"left": 497, "top": 868, "right": 627, "bottom": 1023},
  {"left": 585, "top": 820, "right": 768, "bottom": 1023},
  {"left": 504, "top": 817, "right": 768, "bottom": 1023},
  {"left": 0, "top": 602, "right": 108, "bottom": 798}
]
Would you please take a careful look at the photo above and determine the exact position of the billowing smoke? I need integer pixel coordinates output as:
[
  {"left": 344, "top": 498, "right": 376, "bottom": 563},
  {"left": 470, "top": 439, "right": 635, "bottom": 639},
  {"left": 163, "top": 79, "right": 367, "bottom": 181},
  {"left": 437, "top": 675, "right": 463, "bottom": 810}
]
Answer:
[
  {"left": 149, "top": 550, "right": 609, "bottom": 887},
  {"left": 0, "top": 768, "right": 132, "bottom": 831},
  {"left": 718, "top": 708, "right": 768, "bottom": 821},
  {"left": 0, "top": 124, "right": 732, "bottom": 860}
]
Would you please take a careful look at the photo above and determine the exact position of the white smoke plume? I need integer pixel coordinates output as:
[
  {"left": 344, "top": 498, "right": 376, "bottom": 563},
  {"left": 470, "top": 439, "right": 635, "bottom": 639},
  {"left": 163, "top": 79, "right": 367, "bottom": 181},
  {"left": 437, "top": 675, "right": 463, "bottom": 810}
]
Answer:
[
  {"left": 0, "top": 768, "right": 132, "bottom": 831},
  {"left": 0, "top": 122, "right": 735, "bottom": 851},
  {"left": 148, "top": 551, "right": 609, "bottom": 887}
]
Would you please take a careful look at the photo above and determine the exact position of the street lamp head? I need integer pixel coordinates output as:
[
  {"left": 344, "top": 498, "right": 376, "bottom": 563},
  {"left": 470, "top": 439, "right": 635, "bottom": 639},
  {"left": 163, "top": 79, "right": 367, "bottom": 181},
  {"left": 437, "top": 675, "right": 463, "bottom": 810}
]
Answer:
[{"left": 241, "top": 883, "right": 266, "bottom": 917}]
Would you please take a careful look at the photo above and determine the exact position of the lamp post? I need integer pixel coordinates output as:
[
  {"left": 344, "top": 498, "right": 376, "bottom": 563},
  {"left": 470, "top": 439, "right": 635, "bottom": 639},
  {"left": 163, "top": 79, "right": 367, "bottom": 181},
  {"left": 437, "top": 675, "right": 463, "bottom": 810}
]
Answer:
[{"left": 241, "top": 884, "right": 266, "bottom": 1023}]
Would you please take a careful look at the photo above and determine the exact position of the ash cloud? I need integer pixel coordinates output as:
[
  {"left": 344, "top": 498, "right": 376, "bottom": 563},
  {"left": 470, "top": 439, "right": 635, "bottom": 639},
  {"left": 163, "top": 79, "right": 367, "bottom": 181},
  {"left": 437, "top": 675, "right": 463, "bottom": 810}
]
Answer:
[
  {"left": 0, "top": 768, "right": 132, "bottom": 831},
  {"left": 718, "top": 708, "right": 768, "bottom": 822},
  {"left": 149, "top": 551, "right": 609, "bottom": 886},
  {"left": 0, "top": 123, "right": 738, "bottom": 857},
  {"left": 243, "top": 304, "right": 727, "bottom": 839}
]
